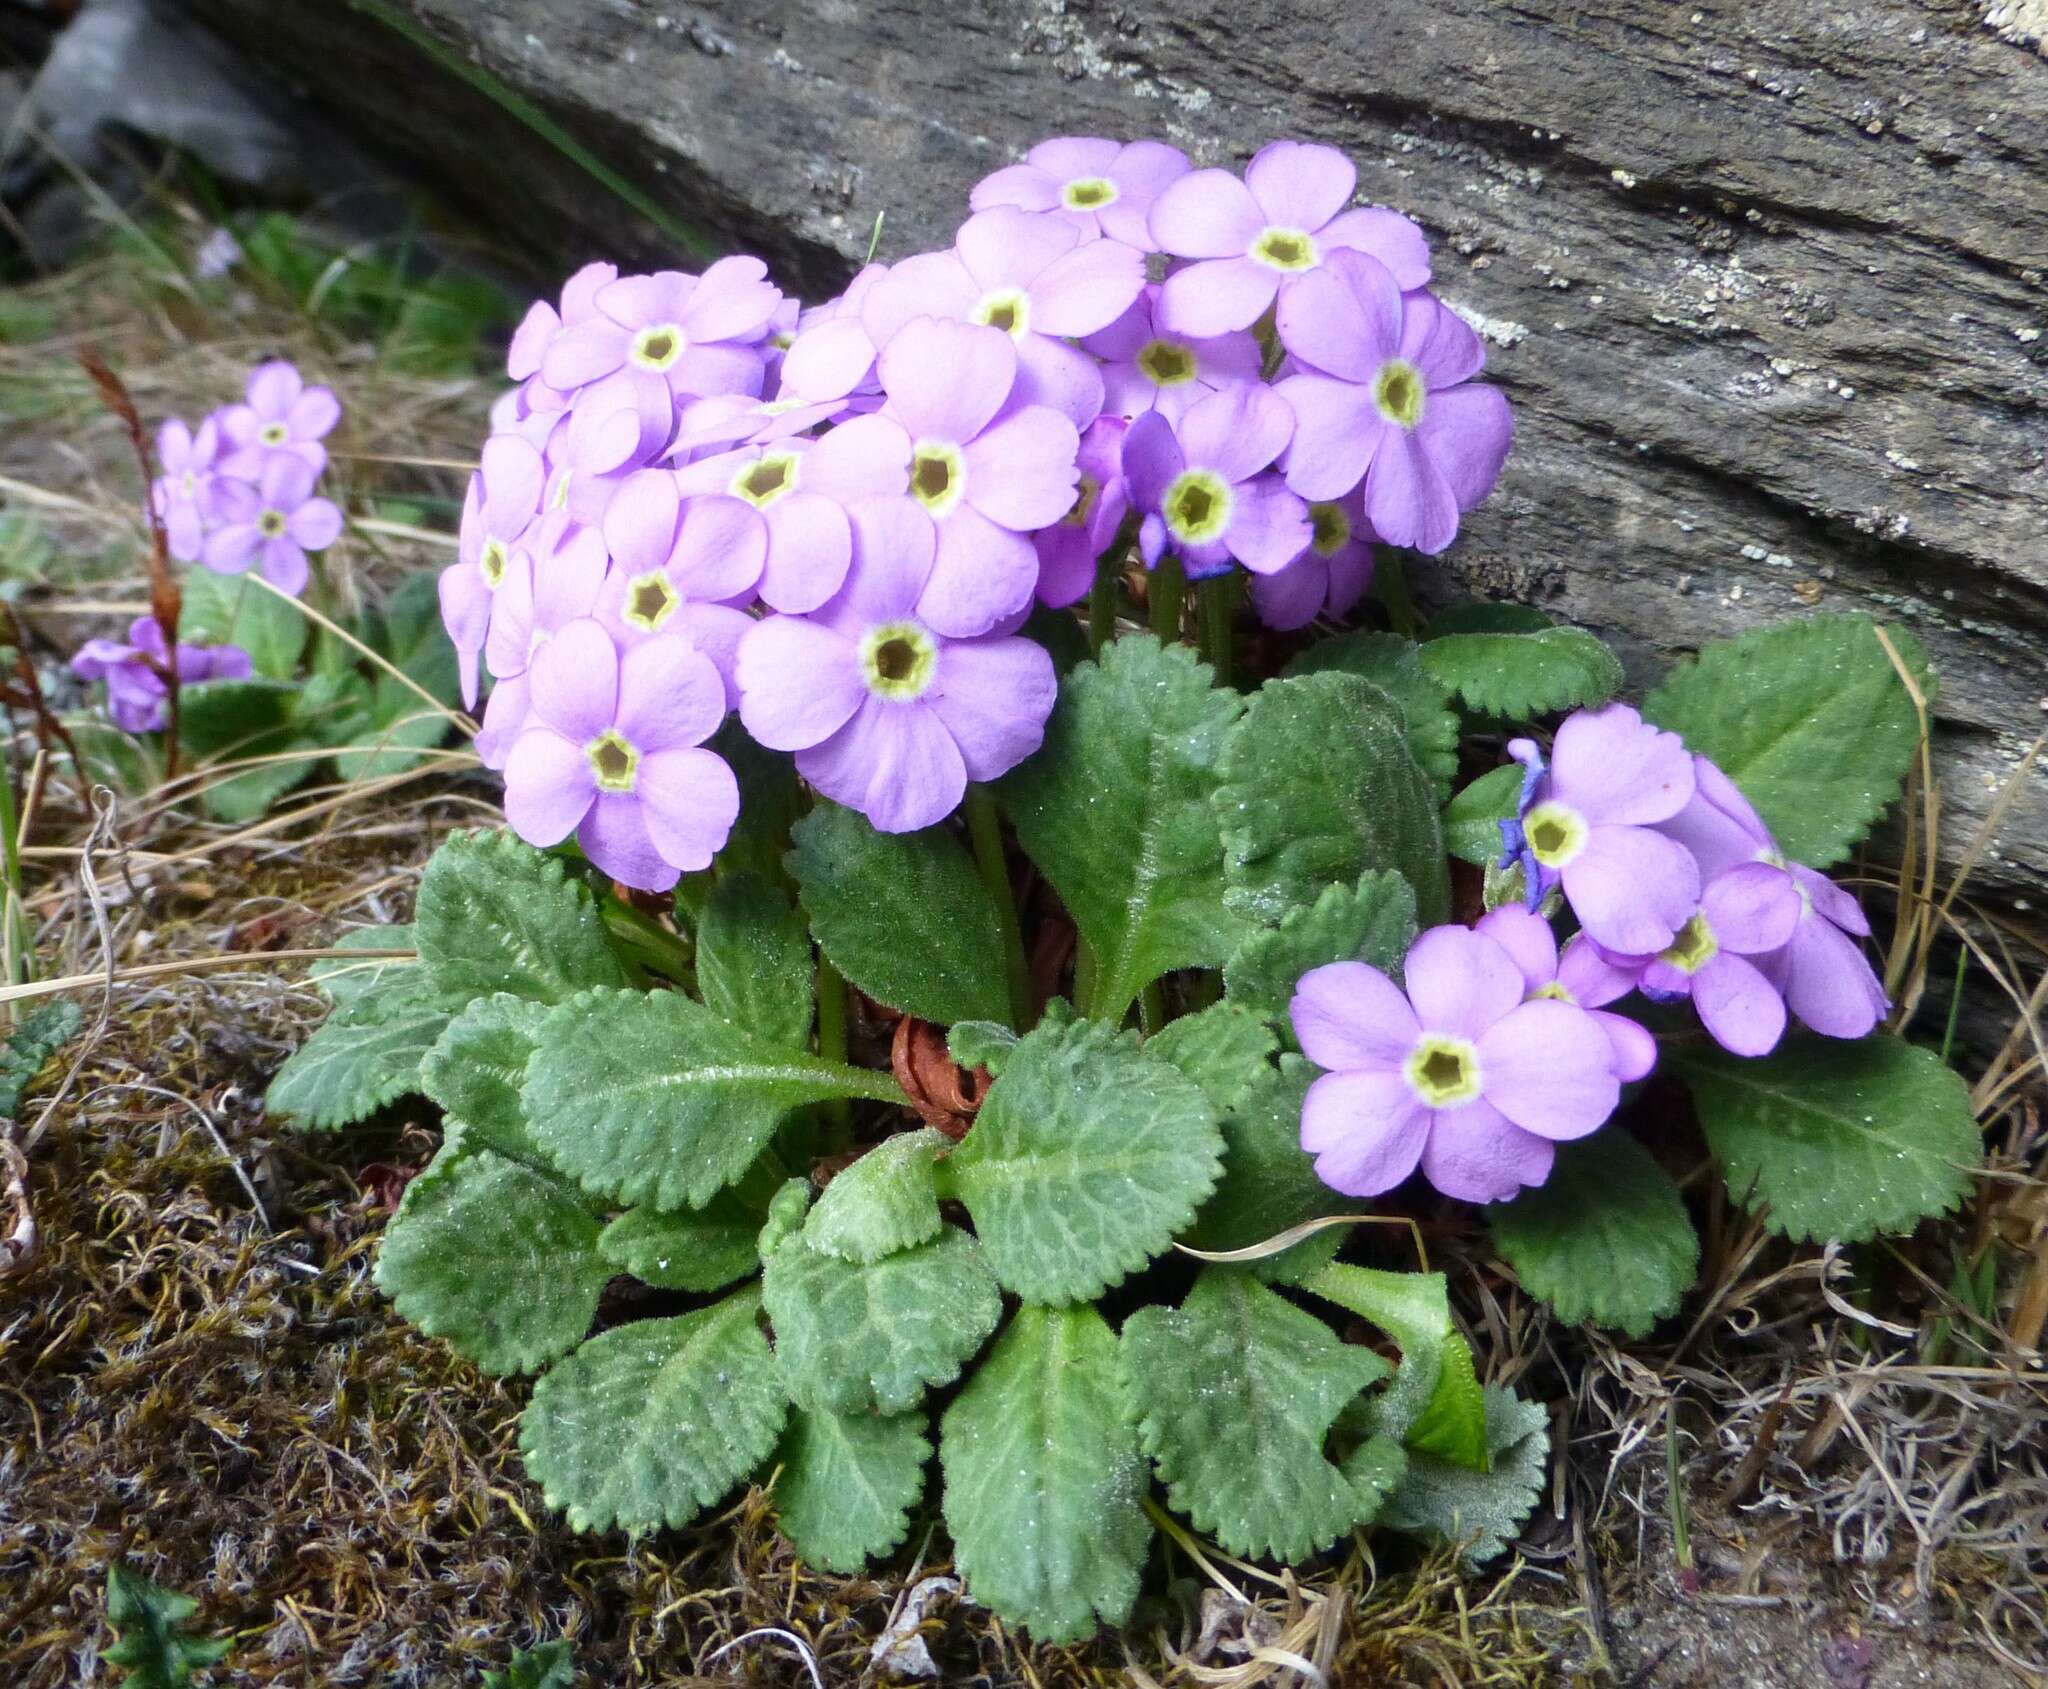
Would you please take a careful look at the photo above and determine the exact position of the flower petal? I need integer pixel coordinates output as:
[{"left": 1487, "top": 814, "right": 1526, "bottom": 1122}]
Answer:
[
  {"left": 579, "top": 792, "right": 679, "bottom": 892},
  {"left": 879, "top": 318, "right": 1017, "bottom": 444},
  {"left": 1364, "top": 426, "right": 1460, "bottom": 554},
  {"left": 1177, "top": 382, "right": 1295, "bottom": 485},
  {"left": 923, "top": 633, "right": 1055, "bottom": 783},
  {"left": 670, "top": 493, "right": 767, "bottom": 601},
  {"left": 1225, "top": 477, "right": 1313, "bottom": 575},
  {"left": 1701, "top": 861, "right": 1802, "bottom": 955},
  {"left": 1561, "top": 824, "right": 1701, "bottom": 955},
  {"left": 1413, "top": 383, "right": 1512, "bottom": 514},
  {"left": 1149, "top": 168, "right": 1266, "bottom": 258},
  {"left": 1476, "top": 999, "right": 1621, "bottom": 1140},
  {"left": 1276, "top": 374, "right": 1383, "bottom": 502},
  {"left": 759, "top": 491, "right": 854, "bottom": 613},
  {"left": 504, "top": 727, "right": 596, "bottom": 847},
  {"left": 1028, "top": 237, "right": 1146, "bottom": 337},
  {"left": 1418, "top": 1102, "right": 1555, "bottom": 1203},
  {"left": 1766, "top": 919, "right": 1887, "bottom": 1040},
  {"left": 1475, "top": 905, "right": 1560, "bottom": 993},
  {"left": 602, "top": 469, "right": 681, "bottom": 573},
  {"left": 1274, "top": 250, "right": 1400, "bottom": 381},
  {"left": 1693, "top": 954, "right": 1786, "bottom": 1057},
  {"left": 1299, "top": 1070, "right": 1430, "bottom": 1197},
  {"left": 1011, "top": 334, "right": 1106, "bottom": 429},
  {"left": 735, "top": 615, "right": 865, "bottom": 750},
  {"left": 1289, "top": 961, "right": 1422, "bottom": 1071},
  {"left": 527, "top": 617, "right": 620, "bottom": 743},
  {"left": 1592, "top": 1011, "right": 1660, "bottom": 1082},
  {"left": 920, "top": 506, "right": 1038, "bottom": 637},
  {"left": 636, "top": 745, "right": 741, "bottom": 872},
  {"left": 1320, "top": 206, "right": 1432, "bottom": 290},
  {"left": 798, "top": 697, "right": 966, "bottom": 833},
  {"left": 616, "top": 636, "right": 726, "bottom": 752},
  {"left": 1552, "top": 704, "right": 1696, "bottom": 827},
  {"left": 1244, "top": 140, "right": 1356, "bottom": 233},
  {"left": 961, "top": 405, "right": 1080, "bottom": 531},
  {"left": 1156, "top": 255, "right": 1279, "bottom": 337},
  {"left": 1404, "top": 925, "right": 1527, "bottom": 1039}
]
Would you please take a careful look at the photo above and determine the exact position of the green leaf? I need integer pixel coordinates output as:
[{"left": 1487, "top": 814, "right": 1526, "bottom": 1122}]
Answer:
[
  {"left": 1143, "top": 1001, "right": 1277, "bottom": 1116},
  {"left": 1341, "top": 1433, "right": 1409, "bottom": 1530},
  {"left": 375, "top": 1144, "right": 606, "bottom": 1374},
  {"left": 309, "top": 924, "right": 416, "bottom": 1006},
  {"left": 1184, "top": 1057, "right": 1355, "bottom": 1284},
  {"left": 328, "top": 685, "right": 451, "bottom": 782},
  {"left": 1122, "top": 1269, "right": 1390, "bottom": 1561},
  {"left": 1680, "top": 1035, "right": 1978, "bottom": 1243},
  {"left": 1381, "top": 1386, "right": 1550, "bottom": 1565},
  {"left": 1487, "top": 1132, "right": 1699, "bottom": 1335},
  {"left": 65, "top": 715, "right": 162, "bottom": 797},
  {"left": 1419, "top": 625, "right": 1623, "bottom": 719},
  {"left": 521, "top": 987, "right": 902, "bottom": 1211},
  {"left": 267, "top": 986, "right": 452, "bottom": 1129},
  {"left": 1300, "top": 1262, "right": 1464, "bottom": 1447},
  {"left": 102, "top": 1564, "right": 232, "bottom": 1688},
  {"left": 1444, "top": 764, "right": 1524, "bottom": 867},
  {"left": 370, "top": 571, "right": 462, "bottom": 705},
  {"left": 413, "top": 830, "right": 629, "bottom": 1004},
  {"left": 709, "top": 718, "right": 805, "bottom": 886},
  {"left": 765, "top": 1223, "right": 1002, "bottom": 1414},
  {"left": 0, "top": 997, "right": 81, "bottom": 1117},
  {"left": 940, "top": 1016, "right": 1224, "bottom": 1304},
  {"left": 520, "top": 1288, "right": 787, "bottom": 1534},
  {"left": 420, "top": 994, "right": 551, "bottom": 1162},
  {"left": 695, "top": 871, "right": 814, "bottom": 1047},
  {"left": 178, "top": 678, "right": 320, "bottom": 821},
  {"left": 940, "top": 1305, "right": 1150, "bottom": 1643},
  {"left": 1001, "top": 634, "right": 1247, "bottom": 1021},
  {"left": 178, "top": 568, "right": 307, "bottom": 680},
  {"left": 597, "top": 1195, "right": 763, "bottom": 1293},
  {"left": 1423, "top": 603, "right": 1553, "bottom": 638},
  {"left": 1284, "top": 630, "right": 1460, "bottom": 797},
  {"left": 787, "top": 802, "right": 1009, "bottom": 1025},
  {"left": 482, "top": 1639, "right": 576, "bottom": 1689},
  {"left": 1223, "top": 871, "right": 1417, "bottom": 1033},
  {"left": 1216, "top": 671, "right": 1449, "bottom": 928},
  {"left": 948, "top": 1020, "right": 1019, "bottom": 1075},
  {"left": 803, "top": 1129, "right": 947, "bottom": 1263},
  {"left": 1643, "top": 613, "right": 1933, "bottom": 868},
  {"left": 1406, "top": 1333, "right": 1488, "bottom": 1470},
  {"left": 772, "top": 1405, "right": 929, "bottom": 1572}
]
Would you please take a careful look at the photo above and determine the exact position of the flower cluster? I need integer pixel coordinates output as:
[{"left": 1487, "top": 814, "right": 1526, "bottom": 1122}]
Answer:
[
  {"left": 153, "top": 360, "right": 344, "bottom": 596},
  {"left": 70, "top": 615, "right": 250, "bottom": 734},
  {"left": 451, "top": 136, "right": 1514, "bottom": 884},
  {"left": 1293, "top": 702, "right": 1889, "bottom": 1206}
]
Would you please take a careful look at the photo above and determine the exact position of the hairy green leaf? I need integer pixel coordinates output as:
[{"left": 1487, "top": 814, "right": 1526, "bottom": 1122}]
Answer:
[
  {"left": 1301, "top": 1263, "right": 1470, "bottom": 1449},
  {"left": 522, "top": 988, "right": 902, "bottom": 1212},
  {"left": 1217, "top": 672, "right": 1449, "bottom": 928},
  {"left": 1341, "top": 1433, "right": 1409, "bottom": 1530},
  {"left": 1223, "top": 871, "right": 1417, "bottom": 1033},
  {"left": 178, "top": 567, "right": 307, "bottom": 681},
  {"left": 0, "top": 997, "right": 80, "bottom": 1118},
  {"left": 804, "top": 1129, "right": 947, "bottom": 1263},
  {"left": 1682, "top": 1035, "right": 1977, "bottom": 1243},
  {"left": 1444, "top": 763, "right": 1524, "bottom": 868},
  {"left": 788, "top": 802, "right": 1009, "bottom": 1025},
  {"left": 267, "top": 986, "right": 452, "bottom": 1129},
  {"left": 695, "top": 871, "right": 814, "bottom": 1048},
  {"left": 709, "top": 717, "right": 805, "bottom": 887},
  {"left": 1123, "top": 1269, "right": 1389, "bottom": 1560},
  {"left": 1143, "top": 1001, "right": 1277, "bottom": 1116},
  {"left": 1285, "top": 630, "right": 1460, "bottom": 796},
  {"left": 309, "top": 924, "right": 416, "bottom": 1006},
  {"left": 375, "top": 1144, "right": 605, "bottom": 1374},
  {"left": 414, "top": 830, "right": 628, "bottom": 1004},
  {"left": 1643, "top": 613, "right": 1933, "bottom": 868},
  {"left": 765, "top": 1224, "right": 1001, "bottom": 1414},
  {"left": 940, "top": 1306, "right": 1150, "bottom": 1643},
  {"left": 178, "top": 677, "right": 319, "bottom": 821},
  {"left": 948, "top": 1020, "right": 1019, "bottom": 1075},
  {"left": 1419, "top": 625, "right": 1623, "bottom": 719},
  {"left": 1380, "top": 1386, "right": 1550, "bottom": 1565},
  {"left": 520, "top": 1288, "right": 786, "bottom": 1534},
  {"left": 420, "top": 994, "right": 551, "bottom": 1162},
  {"left": 1424, "top": 603, "right": 1554, "bottom": 638},
  {"left": 772, "top": 1405, "right": 929, "bottom": 1573},
  {"left": 1488, "top": 1132, "right": 1699, "bottom": 1335},
  {"left": 941, "top": 1016, "right": 1224, "bottom": 1304},
  {"left": 1001, "top": 634, "right": 1247, "bottom": 1021},
  {"left": 1406, "top": 1333, "right": 1488, "bottom": 1470},
  {"left": 102, "top": 1563, "right": 232, "bottom": 1688},
  {"left": 597, "top": 1194, "right": 763, "bottom": 1293}
]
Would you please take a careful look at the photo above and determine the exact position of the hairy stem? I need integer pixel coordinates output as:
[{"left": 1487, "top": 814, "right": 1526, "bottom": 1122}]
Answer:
[{"left": 965, "top": 784, "right": 1032, "bottom": 1030}]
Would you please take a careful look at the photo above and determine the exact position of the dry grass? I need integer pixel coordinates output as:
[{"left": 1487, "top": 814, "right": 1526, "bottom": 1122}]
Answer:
[{"left": 0, "top": 195, "right": 2043, "bottom": 1688}]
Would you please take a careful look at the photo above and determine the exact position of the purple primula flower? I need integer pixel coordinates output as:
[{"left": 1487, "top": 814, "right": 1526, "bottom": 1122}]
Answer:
[
  {"left": 543, "top": 369, "right": 678, "bottom": 527},
  {"left": 1122, "top": 384, "right": 1309, "bottom": 578},
  {"left": 672, "top": 435, "right": 861, "bottom": 615},
  {"left": 1275, "top": 256, "right": 1512, "bottom": 553},
  {"left": 1147, "top": 140, "right": 1430, "bottom": 341},
  {"left": 970, "top": 136, "right": 1191, "bottom": 250},
  {"left": 861, "top": 208, "right": 1144, "bottom": 426},
  {"left": 202, "top": 453, "right": 341, "bottom": 597},
  {"left": 475, "top": 512, "right": 611, "bottom": 769},
  {"left": 1079, "top": 283, "right": 1263, "bottom": 426},
  {"left": 503, "top": 617, "right": 739, "bottom": 892},
  {"left": 152, "top": 415, "right": 220, "bottom": 564},
  {"left": 595, "top": 472, "right": 764, "bottom": 711},
  {"left": 776, "top": 263, "right": 892, "bottom": 410},
  {"left": 1290, "top": 924, "right": 1622, "bottom": 1204},
  {"left": 735, "top": 497, "right": 1056, "bottom": 834},
  {"left": 538, "top": 259, "right": 781, "bottom": 412},
  {"left": 1032, "top": 415, "right": 1129, "bottom": 609},
  {"left": 507, "top": 261, "right": 618, "bottom": 384},
  {"left": 1476, "top": 904, "right": 1658, "bottom": 1083},
  {"left": 71, "top": 615, "right": 251, "bottom": 734},
  {"left": 1498, "top": 705, "right": 1701, "bottom": 956},
  {"left": 217, "top": 360, "right": 341, "bottom": 480},
  {"left": 1655, "top": 755, "right": 1889, "bottom": 1041},
  {"left": 445, "top": 433, "right": 547, "bottom": 705},
  {"left": 1248, "top": 490, "right": 1375, "bottom": 631},
  {"left": 807, "top": 318, "right": 1079, "bottom": 635}
]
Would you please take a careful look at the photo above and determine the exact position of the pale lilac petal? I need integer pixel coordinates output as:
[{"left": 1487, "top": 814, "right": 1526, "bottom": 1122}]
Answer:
[
  {"left": 1247, "top": 554, "right": 1326, "bottom": 631},
  {"left": 480, "top": 433, "right": 547, "bottom": 525},
  {"left": 801, "top": 413, "right": 911, "bottom": 500},
  {"left": 758, "top": 493, "right": 853, "bottom": 613},
  {"left": 1475, "top": 906, "right": 1560, "bottom": 993},
  {"left": 735, "top": 617, "right": 865, "bottom": 750},
  {"left": 288, "top": 386, "right": 342, "bottom": 440},
  {"left": 1027, "top": 136, "right": 1124, "bottom": 180},
  {"left": 1028, "top": 238, "right": 1146, "bottom": 337},
  {"left": 1693, "top": 954, "right": 1786, "bottom": 1057},
  {"left": 669, "top": 494, "right": 767, "bottom": 601},
  {"left": 579, "top": 793, "right": 679, "bottom": 892},
  {"left": 1148, "top": 168, "right": 1265, "bottom": 257},
  {"left": 507, "top": 300, "right": 561, "bottom": 381},
  {"left": 527, "top": 618, "right": 619, "bottom": 743},
  {"left": 669, "top": 343, "right": 768, "bottom": 400},
  {"left": 920, "top": 506, "right": 1038, "bottom": 638},
  {"left": 474, "top": 671, "right": 531, "bottom": 769},
  {"left": 1290, "top": 961, "right": 1420, "bottom": 1071},
  {"left": 1300, "top": 1071, "right": 1430, "bottom": 1196},
  {"left": 504, "top": 728, "right": 596, "bottom": 846},
  {"left": 1274, "top": 251, "right": 1400, "bottom": 381},
  {"left": 1364, "top": 427, "right": 1459, "bottom": 554},
  {"left": 971, "top": 161, "right": 1063, "bottom": 213},
  {"left": 880, "top": 318, "right": 1016, "bottom": 444},
  {"left": 258, "top": 538, "right": 310, "bottom": 595},
  {"left": 960, "top": 406, "right": 1080, "bottom": 531},
  {"left": 835, "top": 495, "right": 937, "bottom": 626},
  {"left": 1121, "top": 409, "right": 1185, "bottom": 511},
  {"left": 1476, "top": 999, "right": 1621, "bottom": 1140},
  {"left": 203, "top": 523, "right": 259, "bottom": 575},
  {"left": 259, "top": 452, "right": 317, "bottom": 510},
  {"left": 859, "top": 252, "right": 981, "bottom": 351},
  {"left": 1226, "top": 478, "right": 1313, "bottom": 575},
  {"left": 246, "top": 360, "right": 302, "bottom": 417},
  {"left": 1592, "top": 1012, "right": 1660, "bottom": 1082},
  {"left": 1552, "top": 705, "right": 1696, "bottom": 826},
  {"left": 779, "top": 317, "right": 876, "bottom": 402},
  {"left": 1177, "top": 383, "right": 1294, "bottom": 485},
  {"left": 616, "top": 637, "right": 726, "bottom": 752},
  {"left": 955, "top": 207, "right": 1081, "bottom": 292},
  {"left": 671, "top": 603, "right": 754, "bottom": 712},
  {"left": 1660, "top": 756, "right": 1774, "bottom": 876},
  {"left": 1556, "top": 934, "right": 1641, "bottom": 1009},
  {"left": 1010, "top": 334, "right": 1106, "bottom": 430},
  {"left": 1276, "top": 374, "right": 1384, "bottom": 501},
  {"left": 1772, "top": 918, "right": 1887, "bottom": 1039},
  {"left": 923, "top": 634, "right": 1055, "bottom": 782},
  {"left": 1701, "top": 862, "right": 1802, "bottom": 955},
  {"left": 286, "top": 498, "right": 343, "bottom": 551},
  {"left": 541, "top": 319, "right": 631, "bottom": 390},
  {"left": 636, "top": 746, "right": 741, "bottom": 872},
  {"left": 1156, "top": 255, "right": 1279, "bottom": 337},
  {"left": 1561, "top": 825, "right": 1701, "bottom": 955},
  {"left": 678, "top": 263, "right": 782, "bottom": 343},
  {"left": 1792, "top": 863, "right": 1869, "bottom": 936},
  {"left": 1404, "top": 926, "right": 1526, "bottom": 1039},
  {"left": 603, "top": 470, "right": 680, "bottom": 573},
  {"left": 1321, "top": 206, "right": 1432, "bottom": 290},
  {"left": 1414, "top": 384, "right": 1512, "bottom": 513},
  {"left": 1419, "top": 1104, "right": 1556, "bottom": 1204},
  {"left": 799, "top": 698, "right": 967, "bottom": 834},
  {"left": 1401, "top": 292, "right": 1485, "bottom": 389},
  {"left": 1245, "top": 140, "right": 1355, "bottom": 232},
  {"left": 597, "top": 272, "right": 692, "bottom": 328}
]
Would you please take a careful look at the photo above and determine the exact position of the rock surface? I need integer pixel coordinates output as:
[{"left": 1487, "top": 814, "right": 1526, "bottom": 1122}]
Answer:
[{"left": 176, "top": 0, "right": 2048, "bottom": 893}]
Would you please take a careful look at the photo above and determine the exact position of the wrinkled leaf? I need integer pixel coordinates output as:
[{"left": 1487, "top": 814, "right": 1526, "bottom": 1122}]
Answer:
[
  {"left": 773, "top": 1404, "right": 929, "bottom": 1573},
  {"left": 696, "top": 870, "right": 814, "bottom": 1048},
  {"left": 413, "top": 830, "right": 629, "bottom": 1004},
  {"left": 1223, "top": 871, "right": 1416, "bottom": 1034},
  {"left": 1285, "top": 629, "right": 1460, "bottom": 796}
]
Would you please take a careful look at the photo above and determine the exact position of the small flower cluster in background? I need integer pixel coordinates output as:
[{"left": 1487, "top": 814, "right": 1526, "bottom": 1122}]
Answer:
[
  {"left": 450, "top": 136, "right": 1513, "bottom": 886},
  {"left": 69, "top": 617, "right": 251, "bottom": 734}
]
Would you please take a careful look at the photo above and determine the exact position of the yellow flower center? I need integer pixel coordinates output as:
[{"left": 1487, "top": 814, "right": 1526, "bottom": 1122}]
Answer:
[
  {"left": 910, "top": 442, "right": 966, "bottom": 517},
  {"left": 623, "top": 571, "right": 679, "bottom": 632},
  {"left": 731, "top": 450, "right": 800, "bottom": 509},
  {"left": 1163, "top": 468, "right": 1233, "bottom": 546},
  {"left": 1251, "top": 226, "right": 1319, "bottom": 271},
  {"left": 1405, "top": 1034, "right": 1483, "bottom": 1108},
  {"left": 1531, "top": 980, "right": 1577, "bottom": 1005},
  {"left": 1523, "top": 801, "right": 1588, "bottom": 870},
  {"left": 257, "top": 509, "right": 287, "bottom": 539},
  {"left": 629, "top": 323, "right": 686, "bottom": 371},
  {"left": 1061, "top": 473, "right": 1100, "bottom": 528},
  {"left": 479, "top": 536, "right": 509, "bottom": 588},
  {"left": 1373, "top": 359, "right": 1426, "bottom": 429},
  {"left": 1062, "top": 176, "right": 1118, "bottom": 210},
  {"left": 1309, "top": 501, "right": 1350, "bottom": 557},
  {"left": 859, "top": 621, "right": 938, "bottom": 701},
  {"left": 259, "top": 421, "right": 289, "bottom": 446},
  {"left": 1136, "top": 338, "right": 1198, "bottom": 386},
  {"left": 1658, "top": 912, "right": 1719, "bottom": 976},
  {"left": 973, "top": 289, "right": 1032, "bottom": 339},
  {"left": 586, "top": 728, "right": 639, "bottom": 793}
]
